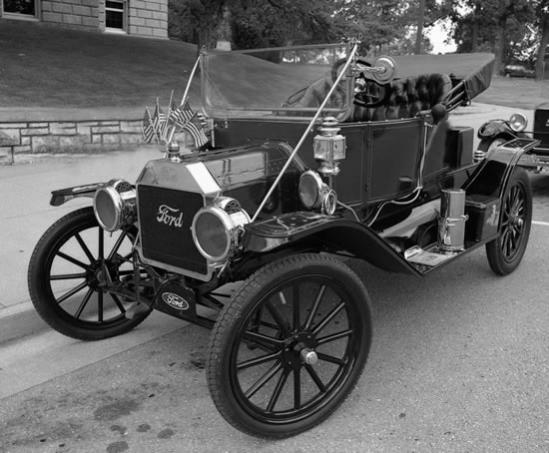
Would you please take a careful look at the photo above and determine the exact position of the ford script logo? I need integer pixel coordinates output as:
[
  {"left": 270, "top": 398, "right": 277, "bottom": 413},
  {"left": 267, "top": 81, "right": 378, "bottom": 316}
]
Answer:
[
  {"left": 156, "top": 204, "right": 183, "bottom": 228},
  {"left": 161, "top": 292, "right": 190, "bottom": 310}
]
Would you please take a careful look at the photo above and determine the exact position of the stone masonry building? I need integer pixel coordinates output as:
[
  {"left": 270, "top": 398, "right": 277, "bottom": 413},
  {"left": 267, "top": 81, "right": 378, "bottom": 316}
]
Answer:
[{"left": 0, "top": 0, "right": 167, "bottom": 39}]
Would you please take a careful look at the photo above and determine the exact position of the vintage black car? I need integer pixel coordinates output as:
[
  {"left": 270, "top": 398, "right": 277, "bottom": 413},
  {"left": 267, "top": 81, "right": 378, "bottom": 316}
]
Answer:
[
  {"left": 28, "top": 42, "right": 536, "bottom": 438},
  {"left": 477, "top": 102, "right": 549, "bottom": 169}
]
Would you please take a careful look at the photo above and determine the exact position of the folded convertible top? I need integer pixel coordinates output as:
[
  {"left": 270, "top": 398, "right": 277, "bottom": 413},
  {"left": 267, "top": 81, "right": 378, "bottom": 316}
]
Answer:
[{"left": 391, "top": 53, "right": 495, "bottom": 104}]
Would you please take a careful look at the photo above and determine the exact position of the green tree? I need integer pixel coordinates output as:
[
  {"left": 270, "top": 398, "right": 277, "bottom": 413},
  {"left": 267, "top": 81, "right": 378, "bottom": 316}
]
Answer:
[
  {"left": 535, "top": 1, "right": 549, "bottom": 79},
  {"left": 169, "top": 0, "right": 439, "bottom": 55},
  {"left": 451, "top": 0, "right": 534, "bottom": 73}
]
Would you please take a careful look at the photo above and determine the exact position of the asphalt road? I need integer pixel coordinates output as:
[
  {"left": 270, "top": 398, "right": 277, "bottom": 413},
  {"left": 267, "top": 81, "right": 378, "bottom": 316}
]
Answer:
[{"left": 1, "top": 106, "right": 548, "bottom": 453}]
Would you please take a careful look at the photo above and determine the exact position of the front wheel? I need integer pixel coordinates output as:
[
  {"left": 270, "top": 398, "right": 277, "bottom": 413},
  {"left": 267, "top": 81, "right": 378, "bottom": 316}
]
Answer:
[
  {"left": 486, "top": 167, "right": 532, "bottom": 275},
  {"left": 28, "top": 207, "right": 152, "bottom": 341},
  {"left": 206, "top": 253, "right": 372, "bottom": 438}
]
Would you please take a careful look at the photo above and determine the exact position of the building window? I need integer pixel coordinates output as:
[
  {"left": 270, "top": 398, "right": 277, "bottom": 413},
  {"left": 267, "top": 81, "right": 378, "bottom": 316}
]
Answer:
[
  {"left": 1, "top": 0, "right": 39, "bottom": 19},
  {"left": 105, "top": 0, "right": 126, "bottom": 32}
]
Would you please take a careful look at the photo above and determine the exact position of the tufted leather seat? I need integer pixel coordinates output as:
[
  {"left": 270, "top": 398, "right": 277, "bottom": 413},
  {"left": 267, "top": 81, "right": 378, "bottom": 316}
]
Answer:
[{"left": 350, "top": 73, "right": 452, "bottom": 122}]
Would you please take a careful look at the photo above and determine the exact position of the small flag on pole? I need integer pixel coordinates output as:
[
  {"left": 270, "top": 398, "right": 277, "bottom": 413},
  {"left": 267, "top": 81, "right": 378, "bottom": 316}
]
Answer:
[
  {"left": 169, "top": 101, "right": 195, "bottom": 128},
  {"left": 142, "top": 107, "right": 156, "bottom": 143},
  {"left": 182, "top": 114, "right": 209, "bottom": 148}
]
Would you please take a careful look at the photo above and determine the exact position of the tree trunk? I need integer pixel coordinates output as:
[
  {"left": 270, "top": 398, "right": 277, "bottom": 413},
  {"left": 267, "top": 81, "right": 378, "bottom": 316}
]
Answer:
[
  {"left": 493, "top": 17, "right": 506, "bottom": 75},
  {"left": 536, "top": 14, "right": 549, "bottom": 80},
  {"left": 471, "top": 1, "right": 481, "bottom": 52},
  {"left": 415, "top": 0, "right": 425, "bottom": 54}
]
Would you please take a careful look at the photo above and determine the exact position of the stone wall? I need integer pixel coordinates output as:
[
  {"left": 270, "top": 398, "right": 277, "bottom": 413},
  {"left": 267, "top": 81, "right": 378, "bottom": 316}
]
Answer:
[
  {"left": 41, "top": 0, "right": 99, "bottom": 30},
  {"left": 36, "top": 0, "right": 167, "bottom": 39},
  {"left": 0, "top": 118, "right": 144, "bottom": 163}
]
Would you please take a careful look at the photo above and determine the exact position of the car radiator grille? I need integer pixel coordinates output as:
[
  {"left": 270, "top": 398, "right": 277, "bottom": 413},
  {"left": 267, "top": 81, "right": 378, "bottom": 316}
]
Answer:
[{"left": 137, "top": 185, "right": 207, "bottom": 276}]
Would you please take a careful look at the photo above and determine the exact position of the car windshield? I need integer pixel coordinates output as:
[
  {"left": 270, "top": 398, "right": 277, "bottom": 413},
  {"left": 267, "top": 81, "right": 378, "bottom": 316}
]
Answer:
[{"left": 200, "top": 43, "right": 354, "bottom": 119}]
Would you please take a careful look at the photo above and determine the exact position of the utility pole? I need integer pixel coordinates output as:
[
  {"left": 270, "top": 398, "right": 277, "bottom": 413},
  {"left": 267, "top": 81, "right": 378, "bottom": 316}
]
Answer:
[{"left": 415, "top": 0, "right": 425, "bottom": 54}]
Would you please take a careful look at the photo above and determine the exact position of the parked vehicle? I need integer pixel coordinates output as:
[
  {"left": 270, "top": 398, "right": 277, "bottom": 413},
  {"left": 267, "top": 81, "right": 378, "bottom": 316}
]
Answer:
[
  {"left": 476, "top": 103, "right": 548, "bottom": 168},
  {"left": 503, "top": 64, "right": 535, "bottom": 78},
  {"left": 28, "top": 42, "right": 536, "bottom": 438}
]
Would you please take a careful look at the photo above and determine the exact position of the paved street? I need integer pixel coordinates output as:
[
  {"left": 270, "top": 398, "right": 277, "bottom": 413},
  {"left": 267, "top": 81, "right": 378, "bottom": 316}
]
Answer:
[{"left": 0, "top": 104, "right": 548, "bottom": 452}]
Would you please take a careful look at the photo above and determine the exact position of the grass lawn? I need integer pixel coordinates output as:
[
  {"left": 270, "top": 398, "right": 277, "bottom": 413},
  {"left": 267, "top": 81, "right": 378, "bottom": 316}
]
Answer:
[
  {"left": 1, "top": 18, "right": 548, "bottom": 111},
  {"left": 477, "top": 76, "right": 549, "bottom": 110},
  {"left": 0, "top": 19, "right": 199, "bottom": 108}
]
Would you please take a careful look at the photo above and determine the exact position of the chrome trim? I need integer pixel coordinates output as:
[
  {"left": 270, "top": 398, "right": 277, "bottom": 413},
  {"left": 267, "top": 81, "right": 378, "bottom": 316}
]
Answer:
[
  {"left": 509, "top": 113, "right": 527, "bottom": 132},
  {"left": 299, "top": 170, "right": 324, "bottom": 209},
  {"left": 191, "top": 200, "right": 250, "bottom": 262},
  {"left": 93, "top": 181, "right": 136, "bottom": 232}
]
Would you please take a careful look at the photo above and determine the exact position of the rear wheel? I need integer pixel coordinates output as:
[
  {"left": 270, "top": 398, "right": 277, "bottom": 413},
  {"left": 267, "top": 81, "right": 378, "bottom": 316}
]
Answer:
[
  {"left": 207, "top": 253, "right": 372, "bottom": 438},
  {"left": 28, "top": 207, "right": 152, "bottom": 341},
  {"left": 486, "top": 168, "right": 532, "bottom": 275}
]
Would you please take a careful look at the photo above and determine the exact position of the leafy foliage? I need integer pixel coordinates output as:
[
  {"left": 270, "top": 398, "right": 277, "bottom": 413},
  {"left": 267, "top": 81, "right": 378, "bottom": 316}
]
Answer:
[{"left": 168, "top": 0, "right": 440, "bottom": 55}]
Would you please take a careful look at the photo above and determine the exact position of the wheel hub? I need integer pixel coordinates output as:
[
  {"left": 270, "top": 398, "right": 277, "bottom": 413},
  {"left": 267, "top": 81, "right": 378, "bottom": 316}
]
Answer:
[
  {"left": 89, "top": 260, "right": 116, "bottom": 289},
  {"left": 281, "top": 332, "right": 318, "bottom": 368},
  {"left": 300, "top": 348, "right": 319, "bottom": 365}
]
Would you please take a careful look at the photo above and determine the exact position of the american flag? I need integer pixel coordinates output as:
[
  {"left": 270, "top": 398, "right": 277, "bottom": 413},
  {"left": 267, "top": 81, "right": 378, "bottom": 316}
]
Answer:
[
  {"left": 169, "top": 101, "right": 195, "bottom": 128},
  {"left": 152, "top": 98, "right": 166, "bottom": 138},
  {"left": 182, "top": 114, "right": 209, "bottom": 148},
  {"left": 142, "top": 107, "right": 156, "bottom": 143}
]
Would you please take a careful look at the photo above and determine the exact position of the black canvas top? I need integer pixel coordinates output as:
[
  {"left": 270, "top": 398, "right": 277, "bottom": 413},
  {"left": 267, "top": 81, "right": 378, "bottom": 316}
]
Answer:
[{"left": 391, "top": 53, "right": 495, "bottom": 102}]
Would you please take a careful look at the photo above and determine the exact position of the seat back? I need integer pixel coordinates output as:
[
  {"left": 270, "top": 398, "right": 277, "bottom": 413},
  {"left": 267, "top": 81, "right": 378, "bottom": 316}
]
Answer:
[{"left": 351, "top": 73, "right": 452, "bottom": 122}]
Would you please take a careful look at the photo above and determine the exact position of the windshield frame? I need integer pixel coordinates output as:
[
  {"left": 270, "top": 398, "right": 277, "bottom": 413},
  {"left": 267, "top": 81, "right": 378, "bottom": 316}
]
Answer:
[{"left": 199, "top": 42, "right": 356, "bottom": 120}]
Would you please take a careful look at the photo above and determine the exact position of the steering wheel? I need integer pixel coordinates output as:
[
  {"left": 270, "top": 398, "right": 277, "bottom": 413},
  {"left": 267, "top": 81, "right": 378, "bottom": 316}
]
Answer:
[{"left": 331, "top": 57, "right": 390, "bottom": 109}]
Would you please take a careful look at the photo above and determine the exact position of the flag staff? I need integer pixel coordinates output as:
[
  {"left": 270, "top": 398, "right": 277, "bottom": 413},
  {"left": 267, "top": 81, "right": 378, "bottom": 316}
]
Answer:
[{"left": 167, "top": 55, "right": 202, "bottom": 146}]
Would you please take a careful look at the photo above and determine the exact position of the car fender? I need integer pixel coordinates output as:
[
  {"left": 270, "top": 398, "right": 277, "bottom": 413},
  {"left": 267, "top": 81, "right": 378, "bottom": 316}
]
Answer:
[
  {"left": 477, "top": 119, "right": 520, "bottom": 140},
  {"left": 463, "top": 138, "right": 539, "bottom": 200},
  {"left": 50, "top": 182, "right": 105, "bottom": 206},
  {"left": 242, "top": 211, "right": 420, "bottom": 275}
]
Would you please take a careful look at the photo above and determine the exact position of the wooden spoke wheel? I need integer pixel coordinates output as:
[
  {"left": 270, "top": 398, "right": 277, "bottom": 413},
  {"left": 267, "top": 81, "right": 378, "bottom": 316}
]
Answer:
[
  {"left": 28, "top": 207, "right": 152, "bottom": 340},
  {"left": 207, "top": 253, "right": 372, "bottom": 438}
]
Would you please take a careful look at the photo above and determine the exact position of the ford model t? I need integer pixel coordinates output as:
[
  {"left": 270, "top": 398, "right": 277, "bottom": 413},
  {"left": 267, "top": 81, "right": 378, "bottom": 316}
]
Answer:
[{"left": 28, "top": 42, "right": 536, "bottom": 438}]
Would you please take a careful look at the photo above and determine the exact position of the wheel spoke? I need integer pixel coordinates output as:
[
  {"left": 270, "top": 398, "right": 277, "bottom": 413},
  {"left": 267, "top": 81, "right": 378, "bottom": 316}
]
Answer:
[
  {"left": 265, "top": 301, "right": 290, "bottom": 336},
  {"left": 266, "top": 369, "right": 289, "bottom": 412},
  {"left": 75, "top": 233, "right": 96, "bottom": 263},
  {"left": 304, "top": 284, "right": 326, "bottom": 329},
  {"left": 98, "top": 228, "right": 104, "bottom": 260},
  {"left": 57, "top": 281, "right": 89, "bottom": 304},
  {"left": 317, "top": 329, "right": 353, "bottom": 345},
  {"left": 317, "top": 352, "right": 346, "bottom": 366},
  {"left": 74, "top": 288, "right": 94, "bottom": 319},
  {"left": 293, "top": 366, "right": 301, "bottom": 409},
  {"left": 312, "top": 301, "right": 345, "bottom": 335},
  {"left": 111, "top": 294, "right": 126, "bottom": 314},
  {"left": 242, "top": 330, "right": 285, "bottom": 347},
  {"left": 243, "top": 361, "right": 282, "bottom": 399},
  {"left": 237, "top": 351, "right": 281, "bottom": 370},
  {"left": 305, "top": 364, "right": 327, "bottom": 393},
  {"left": 107, "top": 231, "right": 127, "bottom": 260},
  {"left": 57, "top": 251, "right": 91, "bottom": 270},
  {"left": 50, "top": 272, "right": 87, "bottom": 281}
]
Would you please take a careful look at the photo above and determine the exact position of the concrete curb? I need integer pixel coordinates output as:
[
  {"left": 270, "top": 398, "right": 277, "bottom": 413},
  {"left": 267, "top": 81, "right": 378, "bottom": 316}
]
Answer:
[{"left": 0, "top": 301, "right": 48, "bottom": 345}]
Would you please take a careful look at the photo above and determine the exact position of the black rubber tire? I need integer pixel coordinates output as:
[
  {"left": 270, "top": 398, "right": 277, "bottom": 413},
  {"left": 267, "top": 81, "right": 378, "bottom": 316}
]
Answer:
[
  {"left": 206, "top": 253, "right": 372, "bottom": 438},
  {"left": 486, "top": 167, "right": 532, "bottom": 275},
  {"left": 28, "top": 207, "right": 152, "bottom": 341}
]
